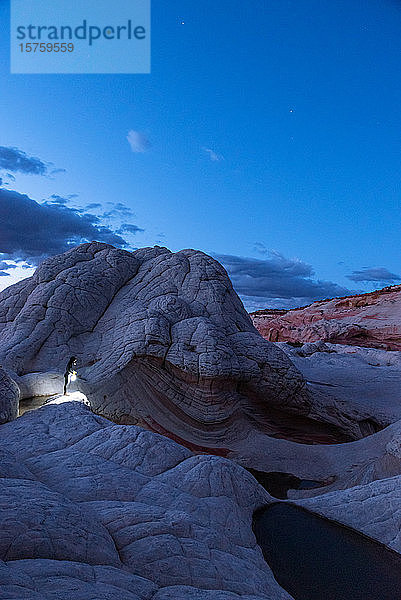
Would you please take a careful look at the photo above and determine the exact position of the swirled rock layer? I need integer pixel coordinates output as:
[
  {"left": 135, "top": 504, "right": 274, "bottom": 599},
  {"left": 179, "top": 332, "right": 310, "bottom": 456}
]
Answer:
[{"left": 0, "top": 242, "right": 362, "bottom": 448}]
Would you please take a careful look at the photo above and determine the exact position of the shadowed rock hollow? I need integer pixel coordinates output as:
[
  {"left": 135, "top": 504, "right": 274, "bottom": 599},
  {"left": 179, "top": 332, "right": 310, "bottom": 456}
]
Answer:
[{"left": 0, "top": 242, "right": 361, "bottom": 449}]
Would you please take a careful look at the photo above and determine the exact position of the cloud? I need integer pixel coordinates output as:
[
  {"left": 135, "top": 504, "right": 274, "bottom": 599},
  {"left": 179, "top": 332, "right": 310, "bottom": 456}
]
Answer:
[
  {"left": 45, "top": 194, "right": 70, "bottom": 206},
  {"left": 127, "top": 130, "right": 151, "bottom": 153},
  {"left": 0, "top": 271, "right": 10, "bottom": 277},
  {"left": 346, "top": 267, "right": 401, "bottom": 283},
  {"left": 216, "top": 251, "right": 352, "bottom": 310},
  {"left": 102, "top": 202, "right": 134, "bottom": 219},
  {"left": 0, "top": 146, "right": 65, "bottom": 180},
  {"left": 0, "top": 187, "right": 141, "bottom": 265},
  {"left": 202, "top": 147, "right": 224, "bottom": 162},
  {"left": 253, "top": 242, "right": 268, "bottom": 255},
  {"left": 0, "top": 146, "right": 48, "bottom": 176},
  {"left": 0, "top": 261, "right": 17, "bottom": 271},
  {"left": 116, "top": 223, "right": 145, "bottom": 235}
]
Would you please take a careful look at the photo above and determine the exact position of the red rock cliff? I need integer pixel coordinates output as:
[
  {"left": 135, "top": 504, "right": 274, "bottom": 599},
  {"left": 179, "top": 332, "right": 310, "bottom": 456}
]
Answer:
[{"left": 251, "top": 285, "right": 401, "bottom": 350}]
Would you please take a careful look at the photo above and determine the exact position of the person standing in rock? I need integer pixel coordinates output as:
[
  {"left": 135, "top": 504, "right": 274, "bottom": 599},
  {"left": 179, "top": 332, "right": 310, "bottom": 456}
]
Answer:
[{"left": 63, "top": 357, "right": 77, "bottom": 395}]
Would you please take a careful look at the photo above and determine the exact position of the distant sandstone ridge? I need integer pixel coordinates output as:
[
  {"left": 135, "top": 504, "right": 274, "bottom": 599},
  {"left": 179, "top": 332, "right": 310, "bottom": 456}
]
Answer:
[{"left": 251, "top": 285, "right": 401, "bottom": 350}]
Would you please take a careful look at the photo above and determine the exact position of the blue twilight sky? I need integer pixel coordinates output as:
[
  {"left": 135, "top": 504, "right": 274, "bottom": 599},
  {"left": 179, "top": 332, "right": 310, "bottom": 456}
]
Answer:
[{"left": 0, "top": 0, "right": 401, "bottom": 310}]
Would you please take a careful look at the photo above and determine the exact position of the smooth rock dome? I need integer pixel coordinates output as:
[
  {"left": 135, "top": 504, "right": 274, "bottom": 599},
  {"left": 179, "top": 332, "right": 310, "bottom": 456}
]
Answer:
[{"left": 0, "top": 242, "right": 360, "bottom": 451}]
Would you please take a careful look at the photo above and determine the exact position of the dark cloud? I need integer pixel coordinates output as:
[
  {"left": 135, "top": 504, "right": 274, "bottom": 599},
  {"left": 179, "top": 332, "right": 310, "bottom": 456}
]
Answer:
[
  {"left": 47, "top": 194, "right": 70, "bottom": 205},
  {"left": 0, "top": 147, "right": 48, "bottom": 176},
  {"left": 43, "top": 194, "right": 80, "bottom": 207},
  {"left": 103, "top": 202, "right": 134, "bottom": 219},
  {"left": 0, "top": 261, "right": 17, "bottom": 271},
  {"left": 0, "top": 187, "right": 142, "bottom": 265},
  {"left": 116, "top": 223, "right": 145, "bottom": 235},
  {"left": 216, "top": 252, "right": 352, "bottom": 310},
  {"left": 347, "top": 267, "right": 401, "bottom": 283},
  {"left": 253, "top": 242, "right": 268, "bottom": 255},
  {"left": 86, "top": 203, "right": 102, "bottom": 210},
  {"left": 155, "top": 232, "right": 166, "bottom": 244}
]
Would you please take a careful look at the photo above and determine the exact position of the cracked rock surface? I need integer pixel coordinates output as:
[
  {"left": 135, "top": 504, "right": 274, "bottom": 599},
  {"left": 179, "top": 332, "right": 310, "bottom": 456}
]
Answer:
[
  {"left": 2, "top": 397, "right": 401, "bottom": 598},
  {"left": 2, "top": 244, "right": 401, "bottom": 596},
  {"left": 0, "top": 400, "right": 291, "bottom": 600},
  {"left": 0, "top": 242, "right": 361, "bottom": 451},
  {"left": 297, "top": 474, "right": 401, "bottom": 554},
  {"left": 277, "top": 342, "right": 401, "bottom": 428},
  {"left": 0, "top": 367, "right": 19, "bottom": 424}
]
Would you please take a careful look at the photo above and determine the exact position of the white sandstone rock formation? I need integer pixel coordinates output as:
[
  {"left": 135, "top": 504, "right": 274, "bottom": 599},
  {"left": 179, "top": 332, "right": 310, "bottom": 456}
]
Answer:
[
  {"left": 2, "top": 243, "right": 401, "bottom": 594},
  {"left": 297, "top": 475, "right": 401, "bottom": 554},
  {"left": 291, "top": 413, "right": 401, "bottom": 553},
  {"left": 229, "top": 402, "right": 401, "bottom": 499},
  {"left": 0, "top": 400, "right": 292, "bottom": 600},
  {"left": 15, "top": 371, "right": 63, "bottom": 400},
  {"left": 278, "top": 342, "right": 401, "bottom": 428},
  {"left": 2, "top": 396, "right": 401, "bottom": 597},
  {"left": 0, "top": 242, "right": 363, "bottom": 453},
  {"left": 0, "top": 367, "right": 19, "bottom": 424}
]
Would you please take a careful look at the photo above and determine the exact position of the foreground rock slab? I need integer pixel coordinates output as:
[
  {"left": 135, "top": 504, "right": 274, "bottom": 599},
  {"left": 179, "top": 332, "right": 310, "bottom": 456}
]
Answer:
[
  {"left": 2, "top": 398, "right": 401, "bottom": 597},
  {"left": 298, "top": 474, "right": 401, "bottom": 555},
  {"left": 0, "top": 400, "right": 291, "bottom": 600}
]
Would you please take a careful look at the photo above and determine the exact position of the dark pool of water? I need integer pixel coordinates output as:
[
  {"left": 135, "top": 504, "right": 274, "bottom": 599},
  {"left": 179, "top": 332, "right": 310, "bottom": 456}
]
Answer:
[{"left": 253, "top": 503, "right": 401, "bottom": 600}]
